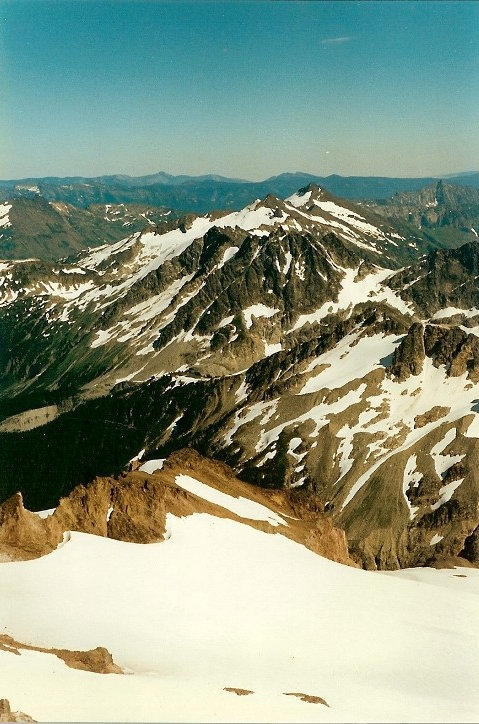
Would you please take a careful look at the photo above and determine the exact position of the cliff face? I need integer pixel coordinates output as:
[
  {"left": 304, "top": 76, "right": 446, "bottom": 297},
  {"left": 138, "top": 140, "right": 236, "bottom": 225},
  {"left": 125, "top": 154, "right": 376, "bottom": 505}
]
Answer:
[{"left": 369, "top": 180, "right": 479, "bottom": 251}]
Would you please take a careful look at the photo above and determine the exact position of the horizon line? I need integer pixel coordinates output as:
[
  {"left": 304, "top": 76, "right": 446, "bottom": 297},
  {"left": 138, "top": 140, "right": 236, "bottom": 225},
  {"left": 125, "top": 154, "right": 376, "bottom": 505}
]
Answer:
[{"left": 1, "top": 168, "right": 478, "bottom": 184}]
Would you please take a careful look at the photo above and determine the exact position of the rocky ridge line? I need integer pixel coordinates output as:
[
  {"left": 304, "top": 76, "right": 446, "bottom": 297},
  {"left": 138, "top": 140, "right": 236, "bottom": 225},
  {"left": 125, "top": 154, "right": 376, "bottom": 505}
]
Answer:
[{"left": 0, "top": 449, "right": 355, "bottom": 567}]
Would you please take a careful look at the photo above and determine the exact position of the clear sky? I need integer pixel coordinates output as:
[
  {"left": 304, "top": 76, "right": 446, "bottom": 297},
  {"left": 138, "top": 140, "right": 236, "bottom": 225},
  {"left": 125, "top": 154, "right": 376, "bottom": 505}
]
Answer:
[{"left": 1, "top": 0, "right": 478, "bottom": 180}]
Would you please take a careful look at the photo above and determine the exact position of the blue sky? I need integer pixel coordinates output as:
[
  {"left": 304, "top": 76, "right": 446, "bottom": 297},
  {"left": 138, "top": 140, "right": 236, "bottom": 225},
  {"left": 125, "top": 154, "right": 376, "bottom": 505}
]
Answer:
[{"left": 1, "top": 0, "right": 478, "bottom": 180}]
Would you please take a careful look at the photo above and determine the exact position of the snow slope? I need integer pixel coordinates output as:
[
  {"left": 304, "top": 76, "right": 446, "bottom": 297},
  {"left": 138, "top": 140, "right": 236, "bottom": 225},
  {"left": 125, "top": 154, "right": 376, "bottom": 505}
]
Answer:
[{"left": 0, "top": 513, "right": 477, "bottom": 723}]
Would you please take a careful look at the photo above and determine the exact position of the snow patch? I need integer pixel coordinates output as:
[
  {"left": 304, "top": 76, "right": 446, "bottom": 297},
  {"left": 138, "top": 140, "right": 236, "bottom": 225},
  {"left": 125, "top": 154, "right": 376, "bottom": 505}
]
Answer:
[
  {"left": 243, "top": 304, "right": 279, "bottom": 329},
  {"left": 33, "top": 508, "right": 56, "bottom": 519},
  {"left": 264, "top": 341, "right": 282, "bottom": 356},
  {"left": 299, "top": 333, "right": 401, "bottom": 395},
  {"left": 430, "top": 429, "right": 465, "bottom": 478},
  {"left": 139, "top": 459, "right": 165, "bottom": 474},
  {"left": 432, "top": 306, "right": 479, "bottom": 320},
  {"left": 175, "top": 474, "right": 287, "bottom": 527},
  {"left": 431, "top": 479, "right": 464, "bottom": 512},
  {"left": 286, "top": 189, "right": 313, "bottom": 208},
  {"left": 90, "top": 330, "right": 113, "bottom": 348},
  {"left": 218, "top": 246, "right": 239, "bottom": 268}
]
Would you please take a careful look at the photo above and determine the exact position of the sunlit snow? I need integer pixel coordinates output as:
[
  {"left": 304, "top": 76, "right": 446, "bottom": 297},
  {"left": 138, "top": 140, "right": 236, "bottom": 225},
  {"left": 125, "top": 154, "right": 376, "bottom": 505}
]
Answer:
[
  {"left": 0, "top": 516, "right": 477, "bottom": 723},
  {"left": 243, "top": 304, "right": 280, "bottom": 329},
  {"left": 175, "top": 474, "right": 287, "bottom": 527}
]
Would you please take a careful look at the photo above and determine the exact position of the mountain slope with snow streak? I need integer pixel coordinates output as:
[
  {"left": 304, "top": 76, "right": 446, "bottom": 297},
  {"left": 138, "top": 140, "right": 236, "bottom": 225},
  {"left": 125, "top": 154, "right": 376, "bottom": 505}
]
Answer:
[{"left": 0, "top": 196, "right": 178, "bottom": 261}]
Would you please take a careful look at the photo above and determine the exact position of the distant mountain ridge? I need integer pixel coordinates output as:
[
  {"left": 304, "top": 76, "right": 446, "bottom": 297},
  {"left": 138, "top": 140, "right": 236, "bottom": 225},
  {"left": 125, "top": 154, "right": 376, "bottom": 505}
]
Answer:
[
  {"left": 365, "top": 180, "right": 479, "bottom": 249},
  {"left": 0, "top": 197, "right": 179, "bottom": 261},
  {"left": 0, "top": 171, "right": 247, "bottom": 188},
  {"left": 1, "top": 170, "right": 479, "bottom": 214}
]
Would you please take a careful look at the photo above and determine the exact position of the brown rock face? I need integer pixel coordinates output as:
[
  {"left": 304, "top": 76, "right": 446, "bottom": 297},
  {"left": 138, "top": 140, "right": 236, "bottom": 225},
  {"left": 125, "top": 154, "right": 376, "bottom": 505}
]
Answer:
[
  {"left": 0, "top": 634, "right": 122, "bottom": 675},
  {"left": 0, "top": 448, "right": 355, "bottom": 567},
  {"left": 0, "top": 699, "right": 36, "bottom": 722},
  {"left": 57, "top": 646, "right": 122, "bottom": 674},
  {"left": 390, "top": 320, "right": 479, "bottom": 384},
  {"left": 414, "top": 406, "right": 450, "bottom": 428},
  {"left": 0, "top": 493, "right": 63, "bottom": 561},
  {"left": 461, "top": 525, "right": 479, "bottom": 564},
  {"left": 283, "top": 692, "right": 329, "bottom": 706},
  {"left": 424, "top": 324, "right": 479, "bottom": 379},
  {"left": 390, "top": 323, "right": 425, "bottom": 380}
]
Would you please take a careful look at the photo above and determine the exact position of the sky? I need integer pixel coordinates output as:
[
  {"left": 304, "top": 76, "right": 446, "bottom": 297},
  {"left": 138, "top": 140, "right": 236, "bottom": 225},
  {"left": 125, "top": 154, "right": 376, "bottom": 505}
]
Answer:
[{"left": 1, "top": 0, "right": 478, "bottom": 180}]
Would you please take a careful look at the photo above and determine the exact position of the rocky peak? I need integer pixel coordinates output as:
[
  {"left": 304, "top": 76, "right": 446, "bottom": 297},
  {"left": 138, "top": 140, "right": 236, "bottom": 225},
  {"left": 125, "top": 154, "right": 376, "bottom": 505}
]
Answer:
[
  {"left": 370, "top": 181, "right": 479, "bottom": 250},
  {"left": 390, "top": 321, "right": 479, "bottom": 381},
  {"left": 261, "top": 193, "right": 282, "bottom": 208},
  {"left": 386, "top": 238, "right": 479, "bottom": 317},
  {"left": 299, "top": 182, "right": 322, "bottom": 197}
]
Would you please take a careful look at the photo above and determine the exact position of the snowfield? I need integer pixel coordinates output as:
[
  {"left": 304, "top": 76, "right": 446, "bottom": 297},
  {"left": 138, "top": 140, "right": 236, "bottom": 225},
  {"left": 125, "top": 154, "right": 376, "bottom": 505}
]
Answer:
[{"left": 0, "top": 512, "right": 478, "bottom": 723}]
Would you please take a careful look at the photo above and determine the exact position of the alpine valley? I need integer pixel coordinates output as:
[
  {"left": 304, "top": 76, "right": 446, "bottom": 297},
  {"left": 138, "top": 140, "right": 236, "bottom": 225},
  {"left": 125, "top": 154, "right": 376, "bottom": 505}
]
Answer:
[{"left": 0, "top": 177, "right": 478, "bottom": 723}]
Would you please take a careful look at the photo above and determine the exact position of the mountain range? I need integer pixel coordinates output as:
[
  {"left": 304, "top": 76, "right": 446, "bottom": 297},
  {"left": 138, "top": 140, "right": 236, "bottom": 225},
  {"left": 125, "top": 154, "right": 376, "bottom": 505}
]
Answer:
[
  {"left": 1, "top": 181, "right": 478, "bottom": 571},
  {"left": 1, "top": 169, "right": 479, "bottom": 215},
  {"left": 1, "top": 179, "right": 478, "bottom": 264},
  {"left": 0, "top": 196, "right": 179, "bottom": 261}
]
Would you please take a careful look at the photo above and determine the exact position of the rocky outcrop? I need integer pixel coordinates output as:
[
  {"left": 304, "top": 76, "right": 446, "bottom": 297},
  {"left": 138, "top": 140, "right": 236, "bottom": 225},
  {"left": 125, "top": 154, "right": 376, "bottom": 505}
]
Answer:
[
  {"left": 390, "top": 321, "right": 479, "bottom": 382},
  {"left": 372, "top": 181, "right": 479, "bottom": 231},
  {"left": 460, "top": 525, "right": 479, "bottom": 564},
  {"left": 388, "top": 239, "right": 479, "bottom": 317},
  {"left": 414, "top": 406, "right": 451, "bottom": 428},
  {"left": 0, "top": 699, "right": 36, "bottom": 722},
  {"left": 390, "top": 323, "right": 425, "bottom": 380},
  {"left": 283, "top": 692, "right": 329, "bottom": 706},
  {"left": 0, "top": 493, "right": 63, "bottom": 560},
  {"left": 0, "top": 635, "right": 122, "bottom": 674},
  {"left": 424, "top": 324, "right": 479, "bottom": 379}
]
